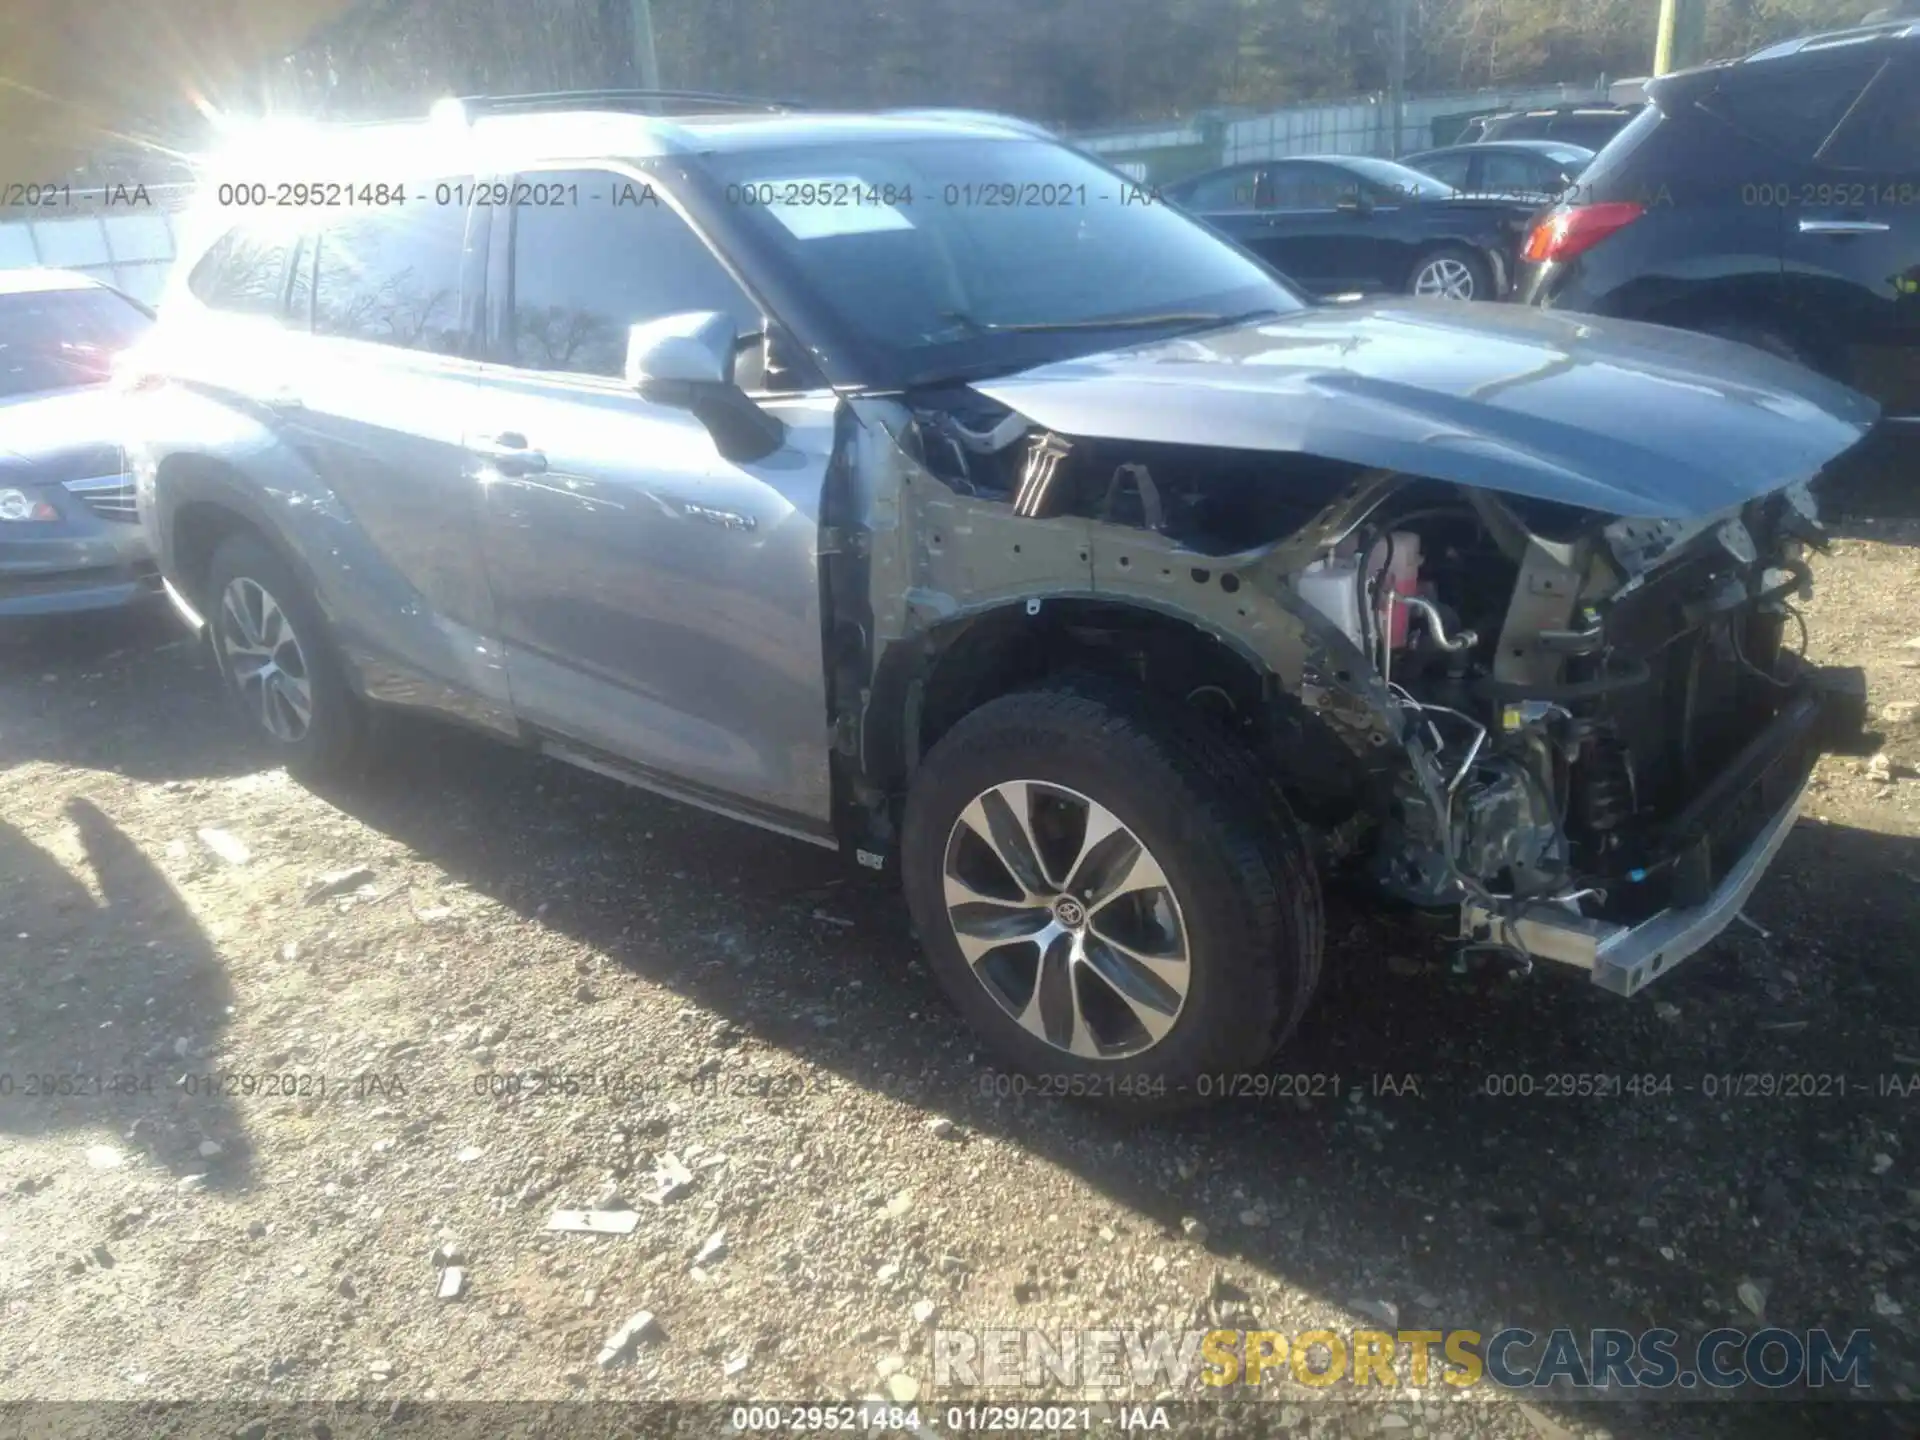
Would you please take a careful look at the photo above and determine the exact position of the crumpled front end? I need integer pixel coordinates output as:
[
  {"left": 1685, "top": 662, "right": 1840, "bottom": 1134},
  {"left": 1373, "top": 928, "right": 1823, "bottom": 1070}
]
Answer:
[
  {"left": 1420, "top": 481, "right": 1869, "bottom": 993},
  {"left": 848, "top": 366, "right": 1873, "bottom": 997}
]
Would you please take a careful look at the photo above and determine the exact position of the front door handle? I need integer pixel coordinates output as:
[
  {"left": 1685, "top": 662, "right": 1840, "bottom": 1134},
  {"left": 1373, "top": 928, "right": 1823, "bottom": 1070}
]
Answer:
[
  {"left": 1798, "top": 217, "right": 1892, "bottom": 235},
  {"left": 472, "top": 432, "right": 549, "bottom": 477}
]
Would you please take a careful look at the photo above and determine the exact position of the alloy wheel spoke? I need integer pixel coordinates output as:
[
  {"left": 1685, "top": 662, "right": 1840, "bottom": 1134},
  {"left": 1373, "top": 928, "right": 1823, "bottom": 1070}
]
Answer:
[
  {"left": 1082, "top": 931, "right": 1187, "bottom": 1043},
  {"left": 943, "top": 867, "right": 1030, "bottom": 912},
  {"left": 958, "top": 783, "right": 1051, "bottom": 897},
  {"left": 222, "top": 578, "right": 312, "bottom": 744},
  {"left": 222, "top": 586, "right": 265, "bottom": 653},
  {"left": 278, "top": 672, "right": 314, "bottom": 727},
  {"left": 951, "top": 909, "right": 1054, "bottom": 966},
  {"left": 1011, "top": 934, "right": 1100, "bottom": 1057},
  {"left": 1086, "top": 838, "right": 1173, "bottom": 918},
  {"left": 224, "top": 633, "right": 272, "bottom": 661},
  {"left": 1060, "top": 801, "right": 1128, "bottom": 901},
  {"left": 258, "top": 672, "right": 285, "bottom": 736},
  {"left": 259, "top": 593, "right": 290, "bottom": 655}
]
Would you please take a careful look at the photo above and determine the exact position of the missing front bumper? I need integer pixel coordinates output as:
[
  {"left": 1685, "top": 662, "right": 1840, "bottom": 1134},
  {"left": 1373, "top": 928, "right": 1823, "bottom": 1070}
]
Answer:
[
  {"left": 1459, "top": 667, "right": 1861, "bottom": 997},
  {"left": 1462, "top": 766, "right": 1811, "bottom": 995}
]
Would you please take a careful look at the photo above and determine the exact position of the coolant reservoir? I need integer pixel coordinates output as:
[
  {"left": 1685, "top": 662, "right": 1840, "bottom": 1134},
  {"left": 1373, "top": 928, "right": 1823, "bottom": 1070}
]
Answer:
[{"left": 1296, "top": 555, "right": 1364, "bottom": 648}]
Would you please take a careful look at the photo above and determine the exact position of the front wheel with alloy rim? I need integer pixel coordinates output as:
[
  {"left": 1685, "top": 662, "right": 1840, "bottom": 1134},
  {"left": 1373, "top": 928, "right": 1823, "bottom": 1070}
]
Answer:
[
  {"left": 901, "top": 683, "right": 1323, "bottom": 1111},
  {"left": 1409, "top": 245, "right": 1493, "bottom": 301},
  {"left": 206, "top": 533, "right": 367, "bottom": 781}
]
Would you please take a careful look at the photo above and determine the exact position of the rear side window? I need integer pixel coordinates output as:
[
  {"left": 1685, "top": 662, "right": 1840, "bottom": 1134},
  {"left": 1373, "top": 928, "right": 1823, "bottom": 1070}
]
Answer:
[
  {"left": 1412, "top": 153, "right": 1471, "bottom": 189},
  {"left": 1564, "top": 103, "right": 1663, "bottom": 194},
  {"left": 1819, "top": 59, "right": 1920, "bottom": 172},
  {"left": 1482, "top": 115, "right": 1549, "bottom": 142},
  {"left": 312, "top": 192, "right": 468, "bottom": 353},
  {"left": 1480, "top": 150, "right": 1554, "bottom": 193},
  {"left": 1703, "top": 55, "right": 1884, "bottom": 161},
  {"left": 187, "top": 223, "right": 302, "bottom": 318},
  {"left": 1549, "top": 116, "right": 1631, "bottom": 149},
  {"left": 505, "top": 169, "right": 758, "bottom": 379}
]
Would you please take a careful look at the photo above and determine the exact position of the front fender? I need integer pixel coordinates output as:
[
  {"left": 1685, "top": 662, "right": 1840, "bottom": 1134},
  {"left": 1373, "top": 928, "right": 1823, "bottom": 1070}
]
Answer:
[{"left": 844, "top": 395, "right": 1442, "bottom": 800}]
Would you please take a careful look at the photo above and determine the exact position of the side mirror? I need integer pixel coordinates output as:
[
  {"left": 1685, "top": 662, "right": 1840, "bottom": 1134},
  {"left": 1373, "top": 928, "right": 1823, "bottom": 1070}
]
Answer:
[
  {"left": 625, "top": 310, "right": 740, "bottom": 389},
  {"left": 625, "top": 311, "right": 784, "bottom": 464}
]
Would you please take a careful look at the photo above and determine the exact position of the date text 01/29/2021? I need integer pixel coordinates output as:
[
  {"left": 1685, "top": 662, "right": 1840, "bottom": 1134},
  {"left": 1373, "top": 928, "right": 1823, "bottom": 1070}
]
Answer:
[
  {"left": 728, "top": 1404, "right": 1169, "bottom": 1432},
  {"left": 0, "top": 1071, "right": 406, "bottom": 1104}
]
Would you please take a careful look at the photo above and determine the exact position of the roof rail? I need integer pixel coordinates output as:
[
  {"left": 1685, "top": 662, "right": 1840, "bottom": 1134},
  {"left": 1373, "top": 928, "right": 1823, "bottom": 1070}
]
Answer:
[
  {"left": 881, "top": 107, "right": 1054, "bottom": 138},
  {"left": 449, "top": 89, "right": 807, "bottom": 118},
  {"left": 1746, "top": 19, "right": 1920, "bottom": 62}
]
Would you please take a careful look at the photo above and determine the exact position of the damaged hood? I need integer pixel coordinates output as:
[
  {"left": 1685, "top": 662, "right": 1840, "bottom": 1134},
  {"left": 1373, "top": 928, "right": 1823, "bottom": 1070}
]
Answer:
[{"left": 972, "top": 301, "right": 1879, "bottom": 519}]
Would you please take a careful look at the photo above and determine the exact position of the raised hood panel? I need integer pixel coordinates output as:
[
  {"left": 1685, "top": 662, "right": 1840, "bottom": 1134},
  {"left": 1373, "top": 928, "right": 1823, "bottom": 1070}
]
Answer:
[{"left": 973, "top": 301, "right": 1879, "bottom": 520}]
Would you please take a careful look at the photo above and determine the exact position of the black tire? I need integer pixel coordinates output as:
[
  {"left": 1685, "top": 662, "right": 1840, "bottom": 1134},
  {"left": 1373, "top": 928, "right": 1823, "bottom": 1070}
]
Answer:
[
  {"left": 205, "top": 533, "right": 368, "bottom": 782},
  {"left": 1407, "top": 244, "right": 1495, "bottom": 301},
  {"left": 901, "top": 680, "right": 1323, "bottom": 1112}
]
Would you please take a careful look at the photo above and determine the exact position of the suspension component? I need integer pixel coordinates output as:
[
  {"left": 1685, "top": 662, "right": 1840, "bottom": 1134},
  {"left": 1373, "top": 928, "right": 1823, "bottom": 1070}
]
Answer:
[{"left": 1576, "top": 729, "right": 1637, "bottom": 846}]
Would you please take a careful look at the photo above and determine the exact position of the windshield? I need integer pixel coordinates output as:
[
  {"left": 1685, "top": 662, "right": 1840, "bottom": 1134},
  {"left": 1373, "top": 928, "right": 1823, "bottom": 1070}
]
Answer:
[
  {"left": 0, "top": 286, "right": 151, "bottom": 400},
  {"left": 694, "top": 137, "right": 1305, "bottom": 388},
  {"left": 1336, "top": 156, "right": 1460, "bottom": 200}
]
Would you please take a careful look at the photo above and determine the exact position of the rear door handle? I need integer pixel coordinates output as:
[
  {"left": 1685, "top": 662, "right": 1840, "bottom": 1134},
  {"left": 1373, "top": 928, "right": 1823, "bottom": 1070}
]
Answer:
[
  {"left": 472, "top": 432, "right": 549, "bottom": 477},
  {"left": 1798, "top": 218, "right": 1891, "bottom": 235}
]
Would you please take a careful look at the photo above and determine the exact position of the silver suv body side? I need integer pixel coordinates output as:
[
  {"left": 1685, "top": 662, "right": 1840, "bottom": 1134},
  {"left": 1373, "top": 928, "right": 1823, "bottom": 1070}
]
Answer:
[{"left": 134, "top": 146, "right": 842, "bottom": 842}]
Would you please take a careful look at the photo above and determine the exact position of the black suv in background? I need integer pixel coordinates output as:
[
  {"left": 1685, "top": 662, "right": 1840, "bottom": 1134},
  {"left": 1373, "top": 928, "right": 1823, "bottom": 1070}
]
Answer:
[
  {"left": 1458, "top": 104, "right": 1642, "bottom": 150},
  {"left": 1514, "top": 21, "right": 1919, "bottom": 421}
]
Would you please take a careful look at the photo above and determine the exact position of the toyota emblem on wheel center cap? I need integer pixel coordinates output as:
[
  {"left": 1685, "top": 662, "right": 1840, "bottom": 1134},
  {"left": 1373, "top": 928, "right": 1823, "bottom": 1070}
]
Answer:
[{"left": 1053, "top": 896, "right": 1087, "bottom": 929}]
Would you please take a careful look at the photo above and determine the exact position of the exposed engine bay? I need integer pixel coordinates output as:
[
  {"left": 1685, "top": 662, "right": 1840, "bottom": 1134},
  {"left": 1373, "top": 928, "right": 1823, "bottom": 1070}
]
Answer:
[{"left": 853, "top": 382, "right": 1869, "bottom": 993}]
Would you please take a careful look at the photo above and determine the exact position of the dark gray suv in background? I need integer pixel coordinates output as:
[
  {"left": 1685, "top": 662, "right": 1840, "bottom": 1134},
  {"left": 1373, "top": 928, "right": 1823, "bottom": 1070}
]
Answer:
[{"left": 128, "top": 93, "right": 1874, "bottom": 1109}]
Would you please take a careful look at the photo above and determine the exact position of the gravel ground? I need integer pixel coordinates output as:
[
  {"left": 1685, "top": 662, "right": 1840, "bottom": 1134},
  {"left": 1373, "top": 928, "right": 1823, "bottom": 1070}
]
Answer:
[{"left": 4, "top": 465, "right": 1920, "bottom": 1440}]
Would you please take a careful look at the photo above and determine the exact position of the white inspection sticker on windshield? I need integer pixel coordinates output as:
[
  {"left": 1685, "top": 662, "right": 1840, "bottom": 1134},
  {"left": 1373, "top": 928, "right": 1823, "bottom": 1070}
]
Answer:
[{"left": 749, "top": 176, "right": 916, "bottom": 240}]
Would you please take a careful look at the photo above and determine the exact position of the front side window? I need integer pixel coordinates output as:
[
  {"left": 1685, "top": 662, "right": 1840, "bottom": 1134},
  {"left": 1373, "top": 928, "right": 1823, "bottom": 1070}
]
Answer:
[
  {"left": 1177, "top": 167, "right": 1264, "bottom": 212},
  {"left": 312, "top": 190, "right": 468, "bottom": 353},
  {"left": 1334, "top": 156, "right": 1458, "bottom": 202},
  {"left": 507, "top": 170, "right": 760, "bottom": 379},
  {"left": 1270, "top": 163, "right": 1361, "bottom": 208}
]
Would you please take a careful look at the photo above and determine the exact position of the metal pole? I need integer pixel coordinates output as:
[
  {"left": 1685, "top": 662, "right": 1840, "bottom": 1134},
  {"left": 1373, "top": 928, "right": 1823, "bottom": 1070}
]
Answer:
[
  {"left": 631, "top": 0, "right": 661, "bottom": 88},
  {"left": 1654, "top": 0, "right": 1705, "bottom": 76},
  {"left": 1387, "top": 0, "right": 1410, "bottom": 157}
]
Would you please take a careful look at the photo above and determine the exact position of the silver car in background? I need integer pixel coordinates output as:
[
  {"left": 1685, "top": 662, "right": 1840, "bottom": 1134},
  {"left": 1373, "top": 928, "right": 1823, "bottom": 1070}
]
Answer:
[{"left": 0, "top": 269, "right": 157, "bottom": 617}]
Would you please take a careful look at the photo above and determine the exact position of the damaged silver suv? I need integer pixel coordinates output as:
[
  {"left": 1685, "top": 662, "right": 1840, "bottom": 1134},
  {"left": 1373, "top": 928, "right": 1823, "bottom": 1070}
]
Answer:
[{"left": 128, "top": 93, "right": 1874, "bottom": 1109}]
